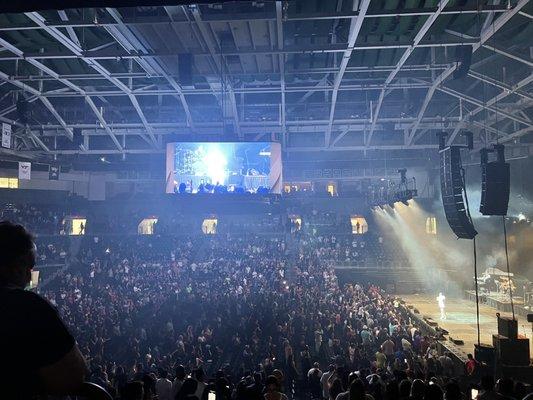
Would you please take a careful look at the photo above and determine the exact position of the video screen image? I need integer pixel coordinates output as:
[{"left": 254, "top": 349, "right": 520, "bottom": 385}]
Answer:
[{"left": 166, "top": 142, "right": 282, "bottom": 194}]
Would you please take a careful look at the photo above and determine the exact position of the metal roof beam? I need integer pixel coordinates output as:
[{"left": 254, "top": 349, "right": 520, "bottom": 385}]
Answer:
[
  {"left": 28, "top": 12, "right": 156, "bottom": 147},
  {"left": 0, "top": 68, "right": 73, "bottom": 140},
  {"left": 28, "top": 129, "right": 50, "bottom": 152},
  {"left": 0, "top": 5, "right": 510, "bottom": 32},
  {"left": 287, "top": 144, "right": 439, "bottom": 152},
  {"left": 105, "top": 8, "right": 193, "bottom": 133},
  {"left": 437, "top": 85, "right": 532, "bottom": 127},
  {"left": 497, "top": 126, "right": 533, "bottom": 143},
  {"left": 57, "top": 10, "right": 81, "bottom": 47},
  {"left": 29, "top": 116, "right": 461, "bottom": 133},
  {"left": 22, "top": 143, "right": 441, "bottom": 155},
  {"left": 325, "top": 0, "right": 370, "bottom": 147},
  {"left": 9, "top": 64, "right": 450, "bottom": 81},
  {"left": 367, "top": 0, "right": 451, "bottom": 146},
  {"left": 0, "top": 40, "right": 480, "bottom": 61},
  {"left": 407, "top": 0, "right": 530, "bottom": 145},
  {"left": 482, "top": 44, "right": 533, "bottom": 67},
  {"left": 0, "top": 33, "right": 124, "bottom": 150},
  {"left": 85, "top": 97, "right": 123, "bottom": 150},
  {"left": 36, "top": 81, "right": 434, "bottom": 98},
  {"left": 467, "top": 71, "right": 533, "bottom": 101},
  {"left": 447, "top": 73, "right": 533, "bottom": 144},
  {"left": 189, "top": 6, "right": 242, "bottom": 138}
]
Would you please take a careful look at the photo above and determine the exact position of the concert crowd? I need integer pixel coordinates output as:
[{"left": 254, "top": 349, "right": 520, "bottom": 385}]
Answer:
[
  {"left": 1, "top": 200, "right": 531, "bottom": 400},
  {"left": 29, "top": 230, "right": 528, "bottom": 400}
]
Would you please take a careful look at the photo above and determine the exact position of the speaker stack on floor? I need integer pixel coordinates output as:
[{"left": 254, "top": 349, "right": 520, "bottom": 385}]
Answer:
[{"left": 492, "top": 315, "right": 530, "bottom": 367}]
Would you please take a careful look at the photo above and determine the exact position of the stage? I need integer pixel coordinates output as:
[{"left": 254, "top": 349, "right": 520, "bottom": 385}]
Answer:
[{"left": 401, "top": 294, "right": 533, "bottom": 359}]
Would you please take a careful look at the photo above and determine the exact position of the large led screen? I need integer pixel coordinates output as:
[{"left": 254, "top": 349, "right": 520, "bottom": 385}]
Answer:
[{"left": 166, "top": 142, "right": 282, "bottom": 194}]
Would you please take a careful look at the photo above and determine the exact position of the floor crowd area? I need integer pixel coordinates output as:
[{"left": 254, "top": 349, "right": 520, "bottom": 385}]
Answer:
[{"left": 29, "top": 232, "right": 531, "bottom": 400}]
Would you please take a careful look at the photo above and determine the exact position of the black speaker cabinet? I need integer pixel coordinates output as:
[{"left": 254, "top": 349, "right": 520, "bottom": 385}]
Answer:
[
  {"left": 178, "top": 53, "right": 193, "bottom": 85},
  {"left": 475, "top": 343, "right": 495, "bottom": 367},
  {"left": 73, "top": 128, "right": 83, "bottom": 146},
  {"left": 480, "top": 162, "right": 510, "bottom": 216},
  {"left": 453, "top": 45, "right": 473, "bottom": 79},
  {"left": 492, "top": 335, "right": 530, "bottom": 366},
  {"left": 497, "top": 316, "right": 518, "bottom": 339},
  {"left": 440, "top": 146, "right": 477, "bottom": 239}
]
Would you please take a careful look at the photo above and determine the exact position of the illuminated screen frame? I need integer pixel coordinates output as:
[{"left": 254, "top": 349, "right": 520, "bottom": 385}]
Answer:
[{"left": 165, "top": 142, "right": 282, "bottom": 194}]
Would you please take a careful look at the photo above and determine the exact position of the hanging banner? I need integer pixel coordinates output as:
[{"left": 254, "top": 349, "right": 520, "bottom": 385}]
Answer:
[
  {"left": 49, "top": 165, "right": 60, "bottom": 180},
  {"left": 18, "top": 162, "right": 31, "bottom": 180},
  {"left": 1, "top": 122, "right": 11, "bottom": 148}
]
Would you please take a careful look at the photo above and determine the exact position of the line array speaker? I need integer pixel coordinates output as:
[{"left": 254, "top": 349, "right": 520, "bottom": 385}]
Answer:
[
  {"left": 480, "top": 145, "right": 510, "bottom": 216},
  {"left": 73, "top": 128, "right": 83, "bottom": 146},
  {"left": 453, "top": 45, "right": 473, "bottom": 79},
  {"left": 440, "top": 146, "right": 477, "bottom": 239},
  {"left": 16, "top": 99, "right": 31, "bottom": 123},
  {"left": 178, "top": 53, "right": 193, "bottom": 85}
]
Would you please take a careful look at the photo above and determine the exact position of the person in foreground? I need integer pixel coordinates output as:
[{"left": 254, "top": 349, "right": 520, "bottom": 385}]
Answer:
[{"left": 0, "top": 221, "right": 87, "bottom": 399}]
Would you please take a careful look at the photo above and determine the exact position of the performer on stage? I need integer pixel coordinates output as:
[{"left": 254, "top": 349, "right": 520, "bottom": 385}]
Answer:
[{"left": 437, "top": 292, "right": 446, "bottom": 320}]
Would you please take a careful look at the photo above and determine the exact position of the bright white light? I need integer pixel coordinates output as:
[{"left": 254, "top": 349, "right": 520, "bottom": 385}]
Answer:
[
  {"left": 259, "top": 151, "right": 271, "bottom": 156},
  {"left": 203, "top": 147, "right": 227, "bottom": 185},
  {"left": 518, "top": 213, "right": 526, "bottom": 221}
]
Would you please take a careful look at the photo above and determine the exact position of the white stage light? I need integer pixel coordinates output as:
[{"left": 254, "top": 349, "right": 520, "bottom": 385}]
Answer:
[{"left": 203, "top": 147, "right": 227, "bottom": 185}]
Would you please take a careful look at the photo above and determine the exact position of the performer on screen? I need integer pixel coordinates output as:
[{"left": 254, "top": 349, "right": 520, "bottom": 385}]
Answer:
[{"left": 437, "top": 292, "right": 446, "bottom": 320}]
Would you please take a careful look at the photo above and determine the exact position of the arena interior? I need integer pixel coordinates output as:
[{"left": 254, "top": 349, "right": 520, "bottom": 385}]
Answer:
[{"left": 0, "top": 0, "right": 533, "bottom": 399}]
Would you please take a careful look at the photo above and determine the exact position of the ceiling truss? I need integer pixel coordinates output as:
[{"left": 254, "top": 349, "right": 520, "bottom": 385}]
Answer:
[{"left": 0, "top": 0, "right": 530, "bottom": 158}]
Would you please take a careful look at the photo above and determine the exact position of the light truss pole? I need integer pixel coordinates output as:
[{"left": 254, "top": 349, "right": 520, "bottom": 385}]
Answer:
[
  {"left": 407, "top": 0, "right": 531, "bottom": 145},
  {"left": 325, "top": 0, "right": 370, "bottom": 147},
  {"left": 366, "top": 0, "right": 451, "bottom": 146}
]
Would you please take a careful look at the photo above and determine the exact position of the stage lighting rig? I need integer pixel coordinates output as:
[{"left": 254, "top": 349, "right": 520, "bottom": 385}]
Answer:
[{"left": 370, "top": 169, "right": 417, "bottom": 209}]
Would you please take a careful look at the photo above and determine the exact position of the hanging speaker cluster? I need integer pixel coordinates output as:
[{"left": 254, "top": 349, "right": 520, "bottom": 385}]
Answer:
[
  {"left": 480, "top": 144, "right": 510, "bottom": 216},
  {"left": 439, "top": 131, "right": 511, "bottom": 239},
  {"left": 438, "top": 131, "right": 477, "bottom": 239}
]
